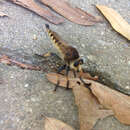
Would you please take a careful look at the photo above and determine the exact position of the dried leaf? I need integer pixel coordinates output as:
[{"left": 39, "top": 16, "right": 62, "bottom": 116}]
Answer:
[
  {"left": 46, "top": 73, "right": 130, "bottom": 125},
  {"left": 90, "top": 81, "right": 130, "bottom": 125},
  {"left": 96, "top": 5, "right": 130, "bottom": 40},
  {"left": 47, "top": 72, "right": 98, "bottom": 88},
  {"left": 8, "top": 0, "right": 64, "bottom": 24},
  {"left": 73, "top": 84, "right": 113, "bottom": 130},
  {"left": 46, "top": 72, "right": 98, "bottom": 88},
  {"left": 46, "top": 73, "right": 113, "bottom": 130},
  {"left": 44, "top": 117, "right": 75, "bottom": 130},
  {"left": 40, "top": 0, "right": 103, "bottom": 25},
  {"left": 0, "top": 11, "right": 7, "bottom": 17}
]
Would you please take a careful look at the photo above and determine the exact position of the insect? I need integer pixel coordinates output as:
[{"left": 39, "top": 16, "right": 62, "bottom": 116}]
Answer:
[{"left": 45, "top": 24, "right": 91, "bottom": 90}]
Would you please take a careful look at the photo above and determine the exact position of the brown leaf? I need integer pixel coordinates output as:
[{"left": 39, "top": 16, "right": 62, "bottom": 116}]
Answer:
[
  {"left": 90, "top": 81, "right": 130, "bottom": 125},
  {"left": 40, "top": 0, "right": 103, "bottom": 25},
  {"left": 47, "top": 73, "right": 74, "bottom": 88},
  {"left": 46, "top": 72, "right": 98, "bottom": 88},
  {"left": 8, "top": 0, "right": 64, "bottom": 24},
  {"left": 46, "top": 73, "right": 130, "bottom": 125},
  {"left": 46, "top": 73, "right": 113, "bottom": 130},
  {"left": 96, "top": 5, "right": 130, "bottom": 40},
  {"left": 44, "top": 117, "right": 75, "bottom": 130},
  {"left": 73, "top": 84, "right": 113, "bottom": 130},
  {"left": 0, "top": 11, "right": 7, "bottom": 17}
]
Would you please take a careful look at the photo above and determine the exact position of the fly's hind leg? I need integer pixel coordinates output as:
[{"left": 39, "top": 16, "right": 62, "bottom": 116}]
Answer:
[{"left": 54, "top": 64, "right": 66, "bottom": 91}]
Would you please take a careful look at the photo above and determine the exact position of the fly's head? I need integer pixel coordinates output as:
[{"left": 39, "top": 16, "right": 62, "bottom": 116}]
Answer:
[{"left": 71, "top": 58, "right": 84, "bottom": 72}]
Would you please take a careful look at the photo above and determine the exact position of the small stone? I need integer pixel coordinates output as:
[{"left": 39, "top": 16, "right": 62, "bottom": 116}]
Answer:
[
  {"left": 50, "top": 66, "right": 54, "bottom": 68},
  {"left": 16, "top": 118, "right": 20, "bottom": 122},
  {"left": 87, "top": 55, "right": 95, "bottom": 61},
  {"left": 125, "top": 86, "right": 130, "bottom": 89},
  {"left": 81, "top": 44, "right": 85, "bottom": 48},
  {"left": 10, "top": 75, "right": 14, "bottom": 79},
  {"left": 31, "top": 97, "right": 36, "bottom": 102},
  {"left": 81, "top": 15, "right": 85, "bottom": 18},
  {"left": 26, "top": 108, "right": 32, "bottom": 113},
  {"left": 4, "top": 99, "right": 8, "bottom": 102},
  {"left": 101, "top": 31, "right": 104, "bottom": 35},
  {"left": 33, "top": 34, "right": 37, "bottom": 40},
  {"left": 80, "top": 54, "right": 84, "bottom": 57},
  {"left": 24, "top": 84, "right": 29, "bottom": 88},
  {"left": 0, "top": 120, "right": 4, "bottom": 124},
  {"left": 56, "top": 64, "right": 60, "bottom": 67},
  {"left": 128, "top": 61, "right": 130, "bottom": 65},
  {"left": 56, "top": 100, "right": 62, "bottom": 104},
  {"left": 41, "top": 90, "right": 46, "bottom": 95}
]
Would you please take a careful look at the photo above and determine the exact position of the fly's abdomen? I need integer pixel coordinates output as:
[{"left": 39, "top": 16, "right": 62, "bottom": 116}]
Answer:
[
  {"left": 45, "top": 24, "right": 68, "bottom": 58},
  {"left": 45, "top": 24, "right": 79, "bottom": 63},
  {"left": 45, "top": 24, "right": 61, "bottom": 46}
]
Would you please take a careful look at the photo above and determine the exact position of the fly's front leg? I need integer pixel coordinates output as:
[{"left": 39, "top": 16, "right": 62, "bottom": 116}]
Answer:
[
  {"left": 79, "top": 77, "right": 91, "bottom": 91},
  {"left": 79, "top": 68, "right": 91, "bottom": 90},
  {"left": 65, "top": 65, "right": 70, "bottom": 89},
  {"left": 54, "top": 64, "right": 66, "bottom": 91},
  {"left": 57, "top": 64, "right": 66, "bottom": 75}
]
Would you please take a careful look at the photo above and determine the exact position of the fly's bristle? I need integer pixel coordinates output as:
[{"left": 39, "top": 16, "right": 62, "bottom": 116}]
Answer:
[{"left": 45, "top": 24, "right": 49, "bottom": 29}]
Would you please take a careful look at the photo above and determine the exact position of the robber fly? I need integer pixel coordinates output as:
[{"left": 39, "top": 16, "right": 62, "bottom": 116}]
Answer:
[{"left": 45, "top": 24, "right": 90, "bottom": 90}]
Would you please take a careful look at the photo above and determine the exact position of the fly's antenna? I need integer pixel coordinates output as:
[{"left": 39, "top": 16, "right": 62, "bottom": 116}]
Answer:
[
  {"left": 45, "top": 24, "right": 51, "bottom": 41},
  {"left": 45, "top": 24, "right": 49, "bottom": 29},
  {"left": 45, "top": 24, "right": 52, "bottom": 35}
]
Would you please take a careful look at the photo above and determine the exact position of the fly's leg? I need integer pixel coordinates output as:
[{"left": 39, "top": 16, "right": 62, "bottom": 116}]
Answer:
[
  {"left": 79, "top": 76, "right": 91, "bottom": 91},
  {"left": 78, "top": 68, "right": 91, "bottom": 90},
  {"left": 65, "top": 65, "right": 70, "bottom": 89},
  {"left": 54, "top": 64, "right": 66, "bottom": 91}
]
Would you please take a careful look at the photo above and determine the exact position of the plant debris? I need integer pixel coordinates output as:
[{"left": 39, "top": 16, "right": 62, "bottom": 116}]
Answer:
[
  {"left": 46, "top": 73, "right": 130, "bottom": 126},
  {"left": 0, "top": 11, "right": 7, "bottom": 17},
  {"left": 40, "top": 0, "right": 103, "bottom": 25},
  {"left": 0, "top": 55, "right": 41, "bottom": 70},
  {"left": 0, "top": 47, "right": 63, "bottom": 72},
  {"left": 96, "top": 5, "right": 130, "bottom": 40},
  {"left": 44, "top": 116, "right": 75, "bottom": 130},
  {"left": 8, "top": 0, "right": 64, "bottom": 24}
]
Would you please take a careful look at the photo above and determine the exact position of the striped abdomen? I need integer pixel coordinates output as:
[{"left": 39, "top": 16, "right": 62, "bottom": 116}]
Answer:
[{"left": 45, "top": 24, "right": 79, "bottom": 63}]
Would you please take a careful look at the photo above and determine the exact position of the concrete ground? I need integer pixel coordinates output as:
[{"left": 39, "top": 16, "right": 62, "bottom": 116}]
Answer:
[{"left": 0, "top": 0, "right": 130, "bottom": 130}]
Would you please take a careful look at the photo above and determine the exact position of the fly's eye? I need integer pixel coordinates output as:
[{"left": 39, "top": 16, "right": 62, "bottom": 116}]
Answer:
[
  {"left": 79, "top": 59, "right": 84, "bottom": 65},
  {"left": 74, "top": 61, "right": 79, "bottom": 67}
]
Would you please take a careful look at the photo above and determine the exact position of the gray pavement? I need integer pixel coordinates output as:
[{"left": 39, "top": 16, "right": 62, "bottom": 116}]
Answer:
[{"left": 0, "top": 0, "right": 130, "bottom": 130}]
